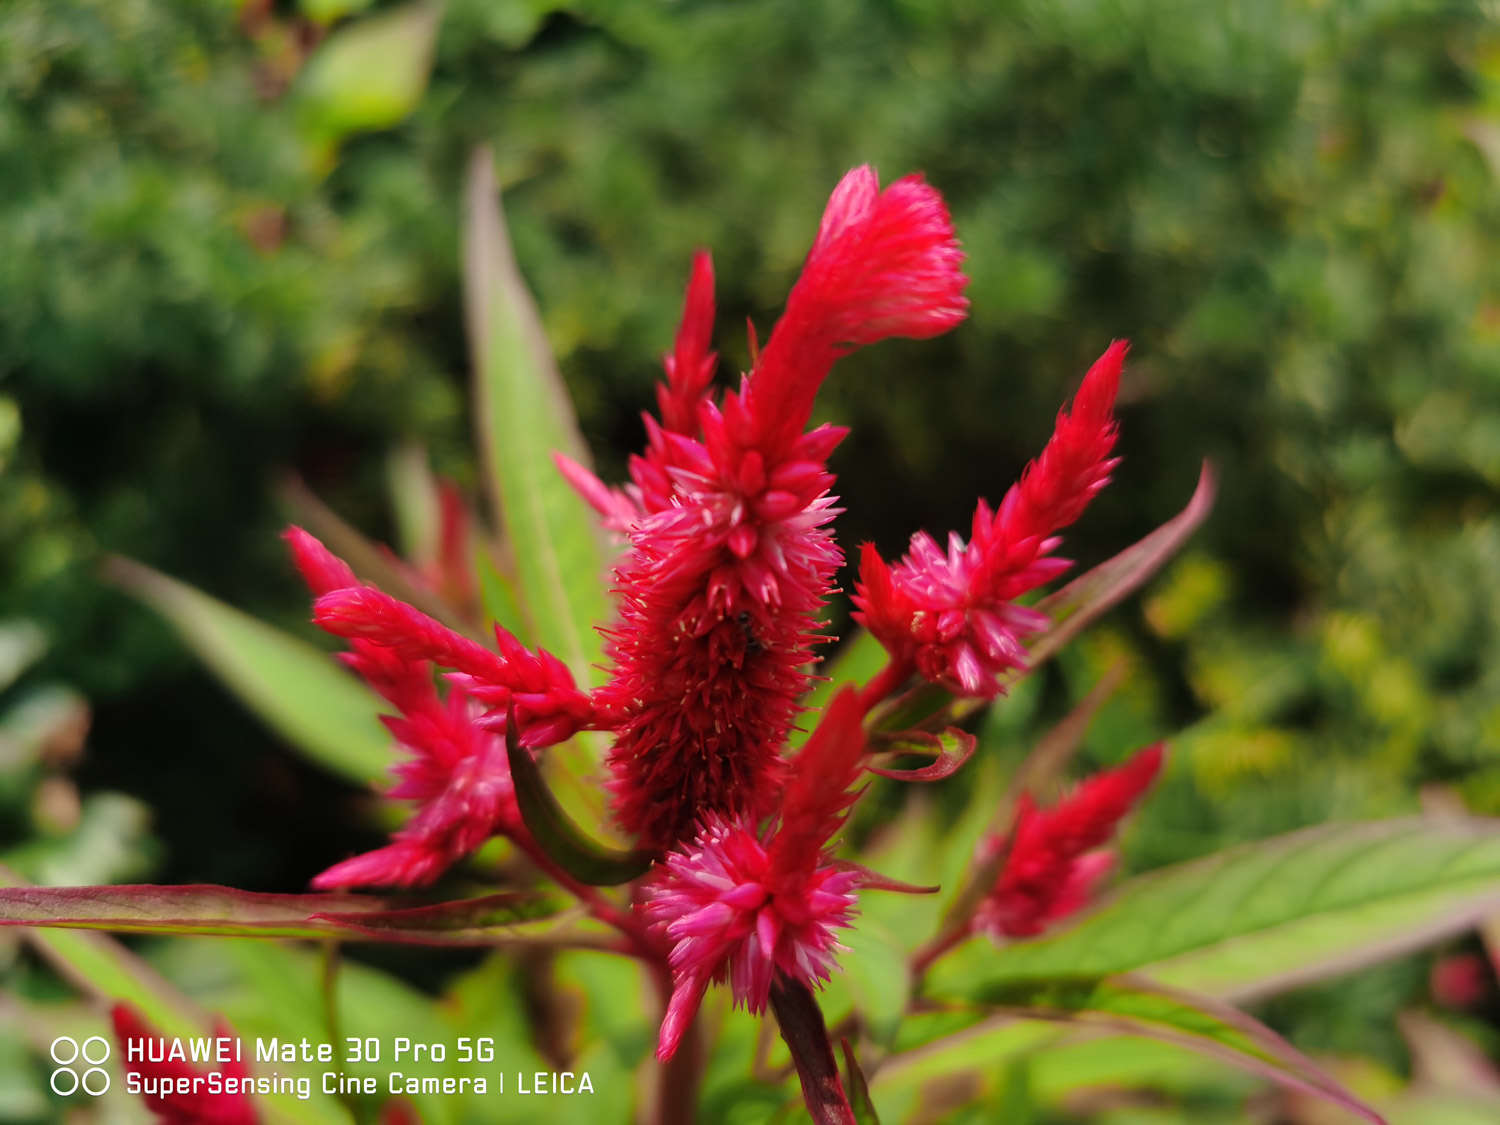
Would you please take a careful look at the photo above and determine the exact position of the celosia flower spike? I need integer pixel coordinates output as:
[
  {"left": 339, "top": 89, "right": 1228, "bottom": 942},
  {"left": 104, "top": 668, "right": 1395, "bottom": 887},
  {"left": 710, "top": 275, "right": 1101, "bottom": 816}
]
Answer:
[
  {"left": 644, "top": 690, "right": 871, "bottom": 1061},
  {"left": 854, "top": 341, "right": 1126, "bottom": 697},
  {"left": 112, "top": 1003, "right": 258, "bottom": 1125},
  {"left": 285, "top": 528, "right": 535, "bottom": 888},
  {"left": 599, "top": 168, "right": 968, "bottom": 854},
  {"left": 975, "top": 742, "right": 1164, "bottom": 938},
  {"left": 746, "top": 167, "right": 970, "bottom": 456}
]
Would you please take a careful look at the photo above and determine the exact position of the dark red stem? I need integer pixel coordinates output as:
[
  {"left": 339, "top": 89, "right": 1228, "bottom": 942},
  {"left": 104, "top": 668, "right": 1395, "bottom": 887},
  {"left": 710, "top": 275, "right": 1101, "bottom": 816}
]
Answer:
[{"left": 770, "top": 976, "right": 856, "bottom": 1125}]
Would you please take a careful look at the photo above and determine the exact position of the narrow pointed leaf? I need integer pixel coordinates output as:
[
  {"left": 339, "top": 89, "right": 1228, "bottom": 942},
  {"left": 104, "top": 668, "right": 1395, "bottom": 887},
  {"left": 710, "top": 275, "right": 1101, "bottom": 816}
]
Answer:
[
  {"left": 464, "top": 147, "right": 613, "bottom": 831},
  {"left": 840, "top": 1040, "right": 881, "bottom": 1124},
  {"left": 0, "top": 884, "right": 572, "bottom": 946},
  {"left": 0, "top": 865, "right": 205, "bottom": 1040},
  {"left": 107, "top": 556, "right": 391, "bottom": 785},
  {"left": 1023, "top": 461, "right": 1216, "bottom": 672},
  {"left": 504, "top": 714, "right": 653, "bottom": 886},
  {"left": 933, "top": 818, "right": 1500, "bottom": 1004},
  {"left": 968, "top": 974, "right": 1385, "bottom": 1124},
  {"left": 463, "top": 148, "right": 609, "bottom": 688},
  {"left": 866, "top": 729, "right": 976, "bottom": 782}
]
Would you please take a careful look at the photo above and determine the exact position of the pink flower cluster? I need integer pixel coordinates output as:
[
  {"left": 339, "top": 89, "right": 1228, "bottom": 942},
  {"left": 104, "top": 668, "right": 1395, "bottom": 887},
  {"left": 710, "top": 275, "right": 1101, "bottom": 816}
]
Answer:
[
  {"left": 855, "top": 341, "right": 1125, "bottom": 696},
  {"left": 283, "top": 164, "right": 1165, "bottom": 1065},
  {"left": 974, "top": 743, "right": 1164, "bottom": 938}
]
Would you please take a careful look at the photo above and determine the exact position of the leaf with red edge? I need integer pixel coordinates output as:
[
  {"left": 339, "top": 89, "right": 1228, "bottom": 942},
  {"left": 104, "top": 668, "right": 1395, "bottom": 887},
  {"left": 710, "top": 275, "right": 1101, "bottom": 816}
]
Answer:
[
  {"left": 504, "top": 711, "right": 654, "bottom": 885},
  {"left": 1020, "top": 461, "right": 1216, "bottom": 675},
  {"left": 840, "top": 1039, "right": 881, "bottom": 1124},
  {"left": 0, "top": 884, "right": 575, "bottom": 946},
  {"left": 866, "top": 728, "right": 976, "bottom": 782},
  {"left": 965, "top": 974, "right": 1385, "bottom": 1125}
]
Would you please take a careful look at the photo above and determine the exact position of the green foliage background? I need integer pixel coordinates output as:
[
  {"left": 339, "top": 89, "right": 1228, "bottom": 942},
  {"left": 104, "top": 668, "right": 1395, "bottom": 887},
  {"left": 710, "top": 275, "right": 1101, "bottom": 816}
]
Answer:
[{"left": 3, "top": 0, "right": 1500, "bottom": 1116}]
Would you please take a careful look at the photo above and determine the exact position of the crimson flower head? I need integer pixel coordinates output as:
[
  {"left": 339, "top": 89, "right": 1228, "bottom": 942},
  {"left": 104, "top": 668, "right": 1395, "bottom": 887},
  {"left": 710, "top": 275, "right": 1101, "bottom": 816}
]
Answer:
[
  {"left": 563, "top": 164, "right": 969, "bottom": 853},
  {"left": 974, "top": 742, "right": 1164, "bottom": 938},
  {"left": 111, "top": 1003, "right": 258, "bottom": 1125},
  {"left": 855, "top": 341, "right": 1125, "bottom": 697},
  {"left": 642, "top": 688, "right": 870, "bottom": 1061}
]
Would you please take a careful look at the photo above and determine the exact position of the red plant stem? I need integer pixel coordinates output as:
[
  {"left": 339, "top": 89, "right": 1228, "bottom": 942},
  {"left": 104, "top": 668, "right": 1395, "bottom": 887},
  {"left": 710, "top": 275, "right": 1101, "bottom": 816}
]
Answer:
[
  {"left": 519, "top": 840, "right": 659, "bottom": 962},
  {"left": 649, "top": 961, "right": 703, "bottom": 1125},
  {"left": 770, "top": 977, "right": 856, "bottom": 1125},
  {"left": 856, "top": 657, "right": 912, "bottom": 715},
  {"left": 909, "top": 922, "right": 973, "bottom": 980}
]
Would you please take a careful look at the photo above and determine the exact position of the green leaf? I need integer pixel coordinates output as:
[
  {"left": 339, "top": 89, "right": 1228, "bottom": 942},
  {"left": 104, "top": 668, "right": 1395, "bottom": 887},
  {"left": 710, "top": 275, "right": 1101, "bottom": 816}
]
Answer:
[
  {"left": 296, "top": 2, "right": 441, "bottom": 144},
  {"left": 840, "top": 1039, "right": 881, "bottom": 1124},
  {"left": 1023, "top": 461, "right": 1216, "bottom": 673},
  {"left": 463, "top": 147, "right": 613, "bottom": 825},
  {"left": 0, "top": 866, "right": 206, "bottom": 1041},
  {"left": 967, "top": 975, "right": 1384, "bottom": 1124},
  {"left": 107, "top": 556, "right": 391, "bottom": 786},
  {"left": 933, "top": 818, "right": 1500, "bottom": 1004},
  {"left": 504, "top": 714, "right": 652, "bottom": 885},
  {"left": 0, "top": 883, "right": 570, "bottom": 945},
  {"left": 793, "top": 629, "right": 888, "bottom": 748}
]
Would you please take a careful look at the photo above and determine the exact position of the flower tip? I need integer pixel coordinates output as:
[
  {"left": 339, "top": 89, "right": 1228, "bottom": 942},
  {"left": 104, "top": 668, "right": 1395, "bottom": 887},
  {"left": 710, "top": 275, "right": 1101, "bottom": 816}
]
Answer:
[{"left": 284, "top": 526, "right": 360, "bottom": 596}]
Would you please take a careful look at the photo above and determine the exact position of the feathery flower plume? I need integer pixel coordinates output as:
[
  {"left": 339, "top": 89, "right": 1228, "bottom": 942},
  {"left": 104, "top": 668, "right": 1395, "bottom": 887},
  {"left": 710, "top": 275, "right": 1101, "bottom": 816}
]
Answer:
[
  {"left": 562, "top": 166, "right": 967, "bottom": 853},
  {"left": 111, "top": 1004, "right": 258, "bottom": 1125},
  {"left": 643, "top": 688, "right": 870, "bottom": 1061},
  {"left": 286, "top": 528, "right": 534, "bottom": 888},
  {"left": 974, "top": 742, "right": 1164, "bottom": 938},
  {"left": 854, "top": 340, "right": 1126, "bottom": 697}
]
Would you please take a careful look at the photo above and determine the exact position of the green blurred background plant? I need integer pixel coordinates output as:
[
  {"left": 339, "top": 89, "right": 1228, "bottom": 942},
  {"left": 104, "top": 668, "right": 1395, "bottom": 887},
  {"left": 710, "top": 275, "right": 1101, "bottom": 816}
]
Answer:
[{"left": 3, "top": 0, "right": 1500, "bottom": 1120}]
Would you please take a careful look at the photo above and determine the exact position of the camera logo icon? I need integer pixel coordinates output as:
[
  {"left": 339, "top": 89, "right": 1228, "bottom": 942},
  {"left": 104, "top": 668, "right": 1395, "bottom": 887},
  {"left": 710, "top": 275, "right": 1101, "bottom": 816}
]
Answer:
[{"left": 49, "top": 1035, "right": 111, "bottom": 1096}]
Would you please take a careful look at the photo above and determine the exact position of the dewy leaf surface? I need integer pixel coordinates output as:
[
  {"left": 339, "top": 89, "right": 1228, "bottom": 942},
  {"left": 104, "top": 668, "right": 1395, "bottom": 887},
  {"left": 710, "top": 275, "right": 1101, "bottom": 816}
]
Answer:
[
  {"left": 933, "top": 817, "right": 1500, "bottom": 1003},
  {"left": 107, "top": 557, "right": 391, "bottom": 786}
]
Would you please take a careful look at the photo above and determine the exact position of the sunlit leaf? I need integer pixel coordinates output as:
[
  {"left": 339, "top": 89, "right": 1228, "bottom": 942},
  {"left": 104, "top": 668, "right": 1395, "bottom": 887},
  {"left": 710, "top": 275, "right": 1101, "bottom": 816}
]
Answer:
[
  {"left": 107, "top": 556, "right": 391, "bottom": 786},
  {"left": 463, "top": 147, "right": 613, "bottom": 828},
  {"left": 933, "top": 818, "right": 1500, "bottom": 1004}
]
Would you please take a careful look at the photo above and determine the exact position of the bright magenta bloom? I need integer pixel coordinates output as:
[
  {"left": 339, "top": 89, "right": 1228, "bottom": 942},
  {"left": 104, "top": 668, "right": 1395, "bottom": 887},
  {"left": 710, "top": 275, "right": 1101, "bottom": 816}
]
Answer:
[
  {"left": 974, "top": 742, "right": 1164, "bottom": 938},
  {"left": 642, "top": 688, "right": 869, "bottom": 1061},
  {"left": 855, "top": 340, "right": 1125, "bottom": 696},
  {"left": 564, "top": 165, "right": 969, "bottom": 852}
]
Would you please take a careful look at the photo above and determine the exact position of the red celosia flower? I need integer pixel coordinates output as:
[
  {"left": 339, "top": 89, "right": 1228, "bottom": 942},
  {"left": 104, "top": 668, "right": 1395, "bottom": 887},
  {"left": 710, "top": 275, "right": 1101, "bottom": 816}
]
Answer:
[
  {"left": 286, "top": 528, "right": 534, "bottom": 888},
  {"left": 558, "top": 166, "right": 967, "bottom": 852},
  {"left": 974, "top": 742, "right": 1164, "bottom": 938},
  {"left": 111, "top": 1004, "right": 258, "bottom": 1125},
  {"left": 855, "top": 341, "right": 1125, "bottom": 696},
  {"left": 643, "top": 688, "right": 870, "bottom": 1061}
]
